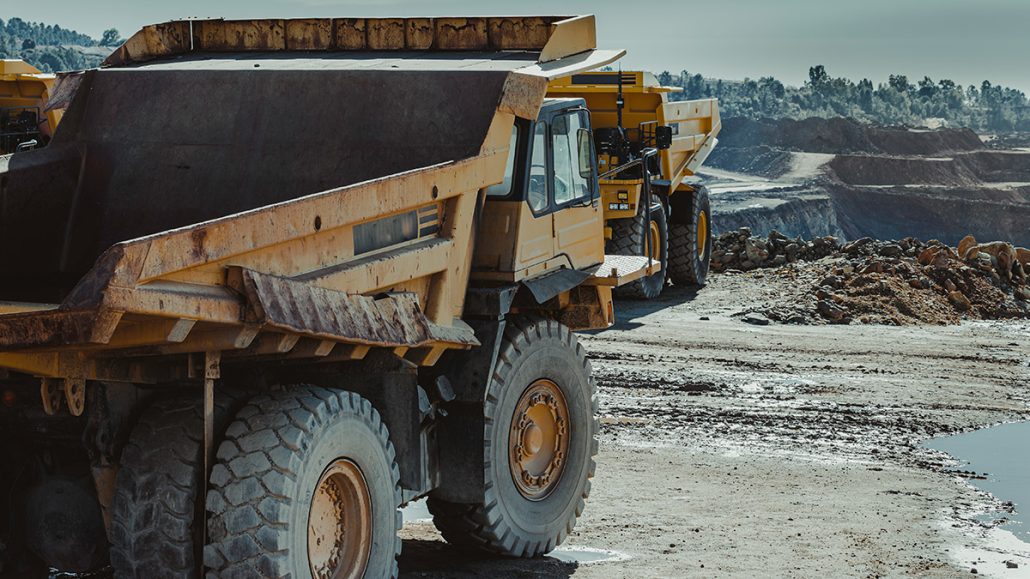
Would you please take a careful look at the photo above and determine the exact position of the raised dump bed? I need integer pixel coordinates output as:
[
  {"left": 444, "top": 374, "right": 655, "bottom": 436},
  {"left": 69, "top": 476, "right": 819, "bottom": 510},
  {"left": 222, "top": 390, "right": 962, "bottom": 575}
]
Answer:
[{"left": 0, "top": 16, "right": 653, "bottom": 577}]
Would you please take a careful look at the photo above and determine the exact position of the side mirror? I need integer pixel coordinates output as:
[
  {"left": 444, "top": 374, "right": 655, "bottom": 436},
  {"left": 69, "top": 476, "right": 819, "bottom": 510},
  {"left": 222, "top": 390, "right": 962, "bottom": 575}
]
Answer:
[
  {"left": 655, "top": 125, "right": 673, "bottom": 150},
  {"left": 577, "top": 128, "right": 593, "bottom": 179}
]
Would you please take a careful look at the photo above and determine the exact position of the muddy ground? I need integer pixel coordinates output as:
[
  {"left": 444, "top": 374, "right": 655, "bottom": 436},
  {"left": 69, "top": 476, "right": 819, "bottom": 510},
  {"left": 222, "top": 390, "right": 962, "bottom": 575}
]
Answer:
[{"left": 398, "top": 272, "right": 1030, "bottom": 577}]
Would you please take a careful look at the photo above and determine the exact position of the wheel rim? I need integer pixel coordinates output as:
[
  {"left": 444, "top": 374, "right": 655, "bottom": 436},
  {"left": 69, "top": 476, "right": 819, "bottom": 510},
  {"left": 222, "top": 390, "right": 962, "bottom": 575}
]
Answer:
[
  {"left": 308, "top": 459, "right": 372, "bottom": 579},
  {"left": 648, "top": 219, "right": 661, "bottom": 260},
  {"left": 509, "top": 379, "right": 571, "bottom": 501},
  {"left": 697, "top": 210, "right": 708, "bottom": 257}
]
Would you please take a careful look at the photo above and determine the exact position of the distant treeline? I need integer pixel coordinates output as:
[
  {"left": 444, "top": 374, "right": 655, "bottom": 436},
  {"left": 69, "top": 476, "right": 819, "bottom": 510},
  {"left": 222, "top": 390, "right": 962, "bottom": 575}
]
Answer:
[
  {"left": 657, "top": 66, "right": 1030, "bottom": 132},
  {"left": 0, "top": 17, "right": 119, "bottom": 73}
]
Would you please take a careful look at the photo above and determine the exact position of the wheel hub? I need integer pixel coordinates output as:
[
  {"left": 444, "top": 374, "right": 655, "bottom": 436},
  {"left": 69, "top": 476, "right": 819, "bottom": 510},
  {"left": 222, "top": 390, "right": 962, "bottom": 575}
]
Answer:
[
  {"left": 697, "top": 210, "right": 708, "bottom": 257},
  {"left": 509, "top": 379, "right": 570, "bottom": 501},
  {"left": 308, "top": 459, "right": 372, "bottom": 579},
  {"left": 648, "top": 219, "right": 661, "bottom": 260}
]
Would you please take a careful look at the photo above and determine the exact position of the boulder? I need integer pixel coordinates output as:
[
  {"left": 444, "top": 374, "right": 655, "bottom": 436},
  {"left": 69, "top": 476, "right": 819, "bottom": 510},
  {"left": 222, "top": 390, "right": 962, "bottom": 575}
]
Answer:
[
  {"left": 948, "top": 291, "right": 972, "bottom": 311},
  {"left": 957, "top": 234, "right": 978, "bottom": 260}
]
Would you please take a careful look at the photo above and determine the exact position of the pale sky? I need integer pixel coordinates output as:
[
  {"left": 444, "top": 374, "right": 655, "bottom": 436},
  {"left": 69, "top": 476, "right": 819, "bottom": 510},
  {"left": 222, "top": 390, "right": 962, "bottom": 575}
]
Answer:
[{"left": 10, "top": 0, "right": 1030, "bottom": 93}]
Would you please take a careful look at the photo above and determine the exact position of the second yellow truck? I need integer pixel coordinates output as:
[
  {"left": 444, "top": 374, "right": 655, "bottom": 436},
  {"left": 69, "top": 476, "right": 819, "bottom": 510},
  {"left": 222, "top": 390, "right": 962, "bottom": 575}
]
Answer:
[{"left": 549, "top": 71, "right": 721, "bottom": 298}]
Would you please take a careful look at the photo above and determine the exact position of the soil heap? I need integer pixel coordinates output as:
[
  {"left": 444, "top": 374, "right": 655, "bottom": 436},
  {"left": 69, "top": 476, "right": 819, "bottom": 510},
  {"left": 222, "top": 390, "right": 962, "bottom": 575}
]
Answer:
[{"left": 709, "top": 228, "right": 1030, "bottom": 325}]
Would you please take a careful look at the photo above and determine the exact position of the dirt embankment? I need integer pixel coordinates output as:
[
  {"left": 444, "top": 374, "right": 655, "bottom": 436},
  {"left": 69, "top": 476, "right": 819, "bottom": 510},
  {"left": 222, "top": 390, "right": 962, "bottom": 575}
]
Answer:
[
  {"left": 716, "top": 117, "right": 985, "bottom": 155},
  {"left": 828, "top": 150, "right": 1030, "bottom": 187},
  {"left": 704, "top": 117, "right": 1030, "bottom": 246}
]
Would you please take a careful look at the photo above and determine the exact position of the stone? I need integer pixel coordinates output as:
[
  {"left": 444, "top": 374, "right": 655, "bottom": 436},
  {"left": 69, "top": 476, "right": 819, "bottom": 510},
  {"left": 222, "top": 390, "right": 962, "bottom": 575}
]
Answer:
[
  {"left": 745, "top": 238, "right": 769, "bottom": 264},
  {"left": 843, "top": 237, "right": 874, "bottom": 254},
  {"left": 1017, "top": 247, "right": 1030, "bottom": 267},
  {"left": 957, "top": 234, "right": 978, "bottom": 260},
  {"left": 878, "top": 243, "right": 903, "bottom": 257},
  {"left": 742, "top": 312, "right": 771, "bottom": 326},
  {"left": 860, "top": 262, "right": 884, "bottom": 275},
  {"left": 820, "top": 275, "right": 843, "bottom": 289},
  {"left": 948, "top": 291, "right": 972, "bottom": 311},
  {"left": 944, "top": 279, "right": 957, "bottom": 292},
  {"left": 817, "top": 300, "right": 847, "bottom": 322}
]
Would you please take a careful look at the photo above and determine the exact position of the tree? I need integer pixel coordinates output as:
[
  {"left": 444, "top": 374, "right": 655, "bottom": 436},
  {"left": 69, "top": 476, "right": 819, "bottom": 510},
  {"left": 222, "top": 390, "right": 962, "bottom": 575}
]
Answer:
[
  {"left": 657, "top": 70, "right": 672, "bottom": 86},
  {"left": 808, "top": 65, "right": 828, "bottom": 87},
  {"left": 99, "top": 28, "right": 121, "bottom": 47},
  {"left": 888, "top": 74, "right": 910, "bottom": 93},
  {"left": 917, "top": 76, "right": 938, "bottom": 99}
]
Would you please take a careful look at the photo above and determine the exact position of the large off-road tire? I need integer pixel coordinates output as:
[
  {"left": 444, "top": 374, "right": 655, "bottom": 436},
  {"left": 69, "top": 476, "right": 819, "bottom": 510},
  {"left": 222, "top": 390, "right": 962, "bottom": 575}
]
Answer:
[
  {"left": 110, "top": 391, "right": 242, "bottom": 578},
  {"left": 204, "top": 387, "right": 402, "bottom": 579},
  {"left": 669, "top": 185, "right": 712, "bottom": 287},
  {"left": 428, "top": 317, "right": 598, "bottom": 557},
  {"left": 608, "top": 202, "right": 669, "bottom": 299}
]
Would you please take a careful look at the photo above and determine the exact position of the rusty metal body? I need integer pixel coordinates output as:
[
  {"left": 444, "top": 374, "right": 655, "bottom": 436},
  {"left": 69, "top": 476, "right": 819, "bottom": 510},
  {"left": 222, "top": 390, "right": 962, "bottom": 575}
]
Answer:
[
  {"left": 0, "top": 16, "right": 649, "bottom": 573},
  {"left": 0, "top": 17, "right": 625, "bottom": 382}
]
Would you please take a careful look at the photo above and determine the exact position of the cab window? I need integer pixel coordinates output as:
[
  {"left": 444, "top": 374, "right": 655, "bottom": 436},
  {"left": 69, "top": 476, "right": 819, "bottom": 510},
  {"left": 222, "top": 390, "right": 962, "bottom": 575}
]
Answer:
[
  {"left": 527, "top": 122, "right": 548, "bottom": 212},
  {"left": 552, "top": 112, "right": 592, "bottom": 206},
  {"left": 485, "top": 125, "right": 518, "bottom": 197}
]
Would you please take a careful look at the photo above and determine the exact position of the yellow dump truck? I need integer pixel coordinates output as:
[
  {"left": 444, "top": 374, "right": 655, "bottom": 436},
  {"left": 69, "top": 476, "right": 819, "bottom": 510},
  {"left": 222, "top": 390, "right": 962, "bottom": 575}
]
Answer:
[
  {"left": 0, "top": 16, "right": 658, "bottom": 577},
  {"left": 0, "top": 59, "right": 63, "bottom": 154},
  {"left": 548, "top": 71, "right": 721, "bottom": 298}
]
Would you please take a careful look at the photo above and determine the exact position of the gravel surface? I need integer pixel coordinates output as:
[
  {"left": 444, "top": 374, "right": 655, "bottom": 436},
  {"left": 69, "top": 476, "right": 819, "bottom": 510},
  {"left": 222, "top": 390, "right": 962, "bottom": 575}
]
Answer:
[{"left": 399, "top": 274, "right": 1030, "bottom": 578}]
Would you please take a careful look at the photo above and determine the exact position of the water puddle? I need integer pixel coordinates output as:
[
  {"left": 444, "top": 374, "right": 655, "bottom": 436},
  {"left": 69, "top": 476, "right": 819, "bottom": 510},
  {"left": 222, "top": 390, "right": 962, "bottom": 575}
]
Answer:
[
  {"left": 401, "top": 497, "right": 432, "bottom": 524},
  {"left": 547, "top": 546, "right": 630, "bottom": 565},
  {"left": 925, "top": 420, "right": 1030, "bottom": 542}
]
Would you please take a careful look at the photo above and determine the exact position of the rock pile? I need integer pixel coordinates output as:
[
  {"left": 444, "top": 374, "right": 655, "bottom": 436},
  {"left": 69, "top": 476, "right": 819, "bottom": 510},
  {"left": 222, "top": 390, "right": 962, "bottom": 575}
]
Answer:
[
  {"left": 712, "top": 228, "right": 842, "bottom": 272},
  {"left": 714, "top": 229, "right": 1030, "bottom": 325}
]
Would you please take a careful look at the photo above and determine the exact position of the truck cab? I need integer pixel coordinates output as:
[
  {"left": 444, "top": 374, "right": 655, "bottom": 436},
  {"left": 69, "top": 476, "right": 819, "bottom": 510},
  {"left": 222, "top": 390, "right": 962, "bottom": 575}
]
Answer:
[{"left": 473, "top": 98, "right": 604, "bottom": 280}]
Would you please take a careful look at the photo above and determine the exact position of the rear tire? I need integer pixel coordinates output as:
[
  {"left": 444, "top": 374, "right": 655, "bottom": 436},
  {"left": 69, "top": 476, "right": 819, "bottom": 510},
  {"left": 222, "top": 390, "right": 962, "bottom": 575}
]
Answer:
[
  {"left": 428, "top": 317, "right": 598, "bottom": 557},
  {"left": 608, "top": 202, "right": 669, "bottom": 300},
  {"left": 204, "top": 386, "right": 401, "bottom": 578},
  {"left": 669, "top": 185, "right": 712, "bottom": 287},
  {"left": 110, "top": 391, "right": 241, "bottom": 578}
]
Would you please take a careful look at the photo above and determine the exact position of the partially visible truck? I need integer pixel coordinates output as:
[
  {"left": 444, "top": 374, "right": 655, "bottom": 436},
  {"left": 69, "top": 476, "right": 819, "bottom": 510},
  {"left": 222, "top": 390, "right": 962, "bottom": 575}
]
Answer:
[
  {"left": 0, "top": 59, "right": 63, "bottom": 154},
  {"left": 0, "top": 16, "right": 658, "bottom": 578},
  {"left": 548, "top": 71, "right": 721, "bottom": 298}
]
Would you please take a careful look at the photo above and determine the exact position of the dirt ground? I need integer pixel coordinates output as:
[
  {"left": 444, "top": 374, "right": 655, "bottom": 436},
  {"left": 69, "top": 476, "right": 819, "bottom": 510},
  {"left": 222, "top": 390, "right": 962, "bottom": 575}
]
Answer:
[{"left": 398, "top": 273, "right": 1030, "bottom": 578}]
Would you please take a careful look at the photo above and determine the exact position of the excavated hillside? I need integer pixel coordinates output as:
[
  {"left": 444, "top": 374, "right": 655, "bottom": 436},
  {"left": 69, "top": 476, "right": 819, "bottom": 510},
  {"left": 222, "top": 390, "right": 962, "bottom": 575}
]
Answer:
[{"left": 704, "top": 117, "right": 1030, "bottom": 246}]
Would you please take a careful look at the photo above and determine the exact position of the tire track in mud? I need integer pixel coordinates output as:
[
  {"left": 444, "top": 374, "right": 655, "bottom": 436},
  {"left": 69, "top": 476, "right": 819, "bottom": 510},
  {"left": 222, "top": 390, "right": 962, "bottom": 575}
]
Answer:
[{"left": 581, "top": 316, "right": 1030, "bottom": 475}]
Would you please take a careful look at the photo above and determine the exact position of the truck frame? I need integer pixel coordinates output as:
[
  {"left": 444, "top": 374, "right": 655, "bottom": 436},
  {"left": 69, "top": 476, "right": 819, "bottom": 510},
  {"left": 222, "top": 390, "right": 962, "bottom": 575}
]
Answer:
[{"left": 0, "top": 16, "right": 658, "bottom": 577}]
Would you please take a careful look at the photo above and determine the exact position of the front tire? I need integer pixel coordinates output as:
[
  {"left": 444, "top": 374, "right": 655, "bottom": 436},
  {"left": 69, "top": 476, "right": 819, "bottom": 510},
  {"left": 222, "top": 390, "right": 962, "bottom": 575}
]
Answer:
[
  {"left": 669, "top": 185, "right": 712, "bottom": 287},
  {"left": 204, "top": 387, "right": 401, "bottom": 578},
  {"left": 428, "top": 317, "right": 598, "bottom": 557},
  {"left": 608, "top": 202, "right": 669, "bottom": 300}
]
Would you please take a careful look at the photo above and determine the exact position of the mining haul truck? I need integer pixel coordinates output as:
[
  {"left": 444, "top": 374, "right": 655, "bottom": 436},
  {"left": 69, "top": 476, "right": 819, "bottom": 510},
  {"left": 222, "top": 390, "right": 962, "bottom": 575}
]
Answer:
[
  {"left": 0, "top": 59, "right": 63, "bottom": 155},
  {"left": 549, "top": 71, "right": 721, "bottom": 298},
  {"left": 0, "top": 16, "right": 663, "bottom": 578}
]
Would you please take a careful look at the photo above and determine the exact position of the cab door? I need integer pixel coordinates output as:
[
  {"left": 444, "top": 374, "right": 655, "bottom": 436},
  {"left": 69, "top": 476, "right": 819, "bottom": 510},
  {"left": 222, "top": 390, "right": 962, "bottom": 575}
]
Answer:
[{"left": 550, "top": 109, "right": 604, "bottom": 270}]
